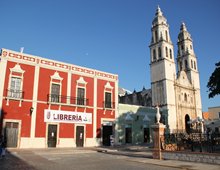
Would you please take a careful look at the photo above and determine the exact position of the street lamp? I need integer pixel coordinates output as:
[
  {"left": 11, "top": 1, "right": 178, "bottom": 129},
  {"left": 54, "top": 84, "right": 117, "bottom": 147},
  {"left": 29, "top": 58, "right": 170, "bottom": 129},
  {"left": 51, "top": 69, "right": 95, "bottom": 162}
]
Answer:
[{"left": 30, "top": 107, "right": 34, "bottom": 116}]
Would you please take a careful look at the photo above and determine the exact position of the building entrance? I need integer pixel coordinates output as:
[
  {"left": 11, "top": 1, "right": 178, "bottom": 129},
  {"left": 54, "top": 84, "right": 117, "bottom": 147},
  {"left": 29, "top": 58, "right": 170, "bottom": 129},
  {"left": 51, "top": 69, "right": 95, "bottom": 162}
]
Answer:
[
  {"left": 76, "top": 126, "right": 84, "bottom": 147},
  {"left": 5, "top": 122, "right": 19, "bottom": 148},
  {"left": 102, "top": 125, "right": 112, "bottom": 146},
  {"left": 125, "top": 127, "right": 132, "bottom": 143},
  {"left": 144, "top": 128, "right": 150, "bottom": 143},
  {"left": 47, "top": 124, "right": 57, "bottom": 147}
]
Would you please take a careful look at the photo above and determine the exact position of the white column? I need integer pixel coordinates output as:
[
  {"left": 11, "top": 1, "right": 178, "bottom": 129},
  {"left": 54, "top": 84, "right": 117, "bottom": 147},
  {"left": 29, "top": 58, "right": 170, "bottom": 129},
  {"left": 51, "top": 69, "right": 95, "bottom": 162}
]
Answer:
[
  {"left": 31, "top": 64, "right": 40, "bottom": 138},
  {"left": 67, "top": 71, "right": 72, "bottom": 104},
  {"left": 114, "top": 78, "right": 119, "bottom": 142},
  {"left": 93, "top": 76, "right": 97, "bottom": 139},
  {"left": 0, "top": 57, "right": 7, "bottom": 120}
]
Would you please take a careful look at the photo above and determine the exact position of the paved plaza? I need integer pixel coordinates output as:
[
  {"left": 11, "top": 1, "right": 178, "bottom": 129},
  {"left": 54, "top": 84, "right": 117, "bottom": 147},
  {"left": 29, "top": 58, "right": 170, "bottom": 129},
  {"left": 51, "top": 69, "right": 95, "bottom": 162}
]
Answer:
[{"left": 0, "top": 147, "right": 219, "bottom": 170}]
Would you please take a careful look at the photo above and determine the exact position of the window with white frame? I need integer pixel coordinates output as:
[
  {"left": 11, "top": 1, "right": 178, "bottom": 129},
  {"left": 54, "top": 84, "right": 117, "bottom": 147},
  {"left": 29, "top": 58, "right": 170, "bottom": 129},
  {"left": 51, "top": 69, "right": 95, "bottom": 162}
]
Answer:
[
  {"left": 7, "top": 64, "right": 24, "bottom": 100},
  {"left": 51, "top": 83, "right": 60, "bottom": 103},
  {"left": 104, "top": 82, "right": 113, "bottom": 109},
  {"left": 105, "top": 92, "right": 112, "bottom": 108},
  {"left": 76, "top": 77, "right": 87, "bottom": 106},
  {"left": 49, "top": 72, "right": 63, "bottom": 103},
  {"left": 77, "top": 87, "right": 85, "bottom": 105}
]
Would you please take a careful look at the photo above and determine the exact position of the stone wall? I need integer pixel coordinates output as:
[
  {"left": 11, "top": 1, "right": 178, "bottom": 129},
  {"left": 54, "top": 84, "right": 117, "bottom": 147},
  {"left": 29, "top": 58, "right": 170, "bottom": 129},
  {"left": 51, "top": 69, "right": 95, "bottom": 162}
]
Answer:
[{"left": 162, "top": 151, "right": 220, "bottom": 165}]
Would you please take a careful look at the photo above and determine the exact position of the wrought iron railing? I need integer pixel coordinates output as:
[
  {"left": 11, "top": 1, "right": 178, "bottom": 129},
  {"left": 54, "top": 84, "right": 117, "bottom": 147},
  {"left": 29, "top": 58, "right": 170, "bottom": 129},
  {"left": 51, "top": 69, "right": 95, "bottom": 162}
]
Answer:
[
  {"left": 7, "top": 89, "right": 24, "bottom": 99},
  {"left": 103, "top": 101, "right": 115, "bottom": 109},
  {"left": 162, "top": 132, "right": 220, "bottom": 153},
  {"left": 47, "top": 94, "right": 89, "bottom": 106}
]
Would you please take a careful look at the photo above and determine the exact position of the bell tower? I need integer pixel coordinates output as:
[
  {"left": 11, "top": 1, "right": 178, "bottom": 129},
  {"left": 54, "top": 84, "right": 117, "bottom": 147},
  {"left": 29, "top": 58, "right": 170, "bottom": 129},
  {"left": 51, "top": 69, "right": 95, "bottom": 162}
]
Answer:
[
  {"left": 177, "top": 22, "right": 202, "bottom": 118},
  {"left": 149, "top": 6, "right": 177, "bottom": 131}
]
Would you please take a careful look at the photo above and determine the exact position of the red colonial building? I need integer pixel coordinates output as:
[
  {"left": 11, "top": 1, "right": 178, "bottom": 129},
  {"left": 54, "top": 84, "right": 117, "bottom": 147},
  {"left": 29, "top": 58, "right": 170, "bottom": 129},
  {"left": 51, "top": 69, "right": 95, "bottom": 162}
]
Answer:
[{"left": 0, "top": 48, "right": 118, "bottom": 148}]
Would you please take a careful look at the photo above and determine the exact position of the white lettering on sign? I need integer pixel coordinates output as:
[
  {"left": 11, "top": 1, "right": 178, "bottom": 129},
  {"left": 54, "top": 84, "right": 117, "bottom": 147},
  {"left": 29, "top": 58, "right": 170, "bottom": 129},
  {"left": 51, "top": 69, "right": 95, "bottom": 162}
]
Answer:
[{"left": 44, "top": 110, "right": 92, "bottom": 124}]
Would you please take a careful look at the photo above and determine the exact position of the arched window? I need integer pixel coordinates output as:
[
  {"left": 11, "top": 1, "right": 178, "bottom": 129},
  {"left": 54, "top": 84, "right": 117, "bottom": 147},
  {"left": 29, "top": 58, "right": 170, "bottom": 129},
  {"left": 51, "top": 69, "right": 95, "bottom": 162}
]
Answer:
[
  {"left": 165, "top": 47, "right": 168, "bottom": 58},
  {"left": 184, "top": 93, "right": 187, "bottom": 102},
  {"left": 180, "top": 61, "right": 182, "bottom": 71},
  {"left": 169, "top": 49, "right": 172, "bottom": 59},
  {"left": 185, "top": 60, "right": 188, "bottom": 69},
  {"left": 185, "top": 114, "right": 190, "bottom": 134},
  {"left": 158, "top": 47, "right": 161, "bottom": 58},
  {"left": 155, "top": 31, "right": 158, "bottom": 42},
  {"left": 165, "top": 30, "right": 168, "bottom": 41},
  {"left": 191, "top": 60, "right": 193, "bottom": 69},
  {"left": 153, "top": 49, "right": 156, "bottom": 61},
  {"left": 194, "top": 61, "right": 197, "bottom": 70}
]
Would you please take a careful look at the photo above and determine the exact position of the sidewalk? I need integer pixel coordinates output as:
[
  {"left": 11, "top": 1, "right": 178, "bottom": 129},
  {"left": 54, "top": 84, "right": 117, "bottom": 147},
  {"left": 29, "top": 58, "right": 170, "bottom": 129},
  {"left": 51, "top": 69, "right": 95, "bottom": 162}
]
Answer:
[{"left": 94, "top": 145, "right": 220, "bottom": 170}]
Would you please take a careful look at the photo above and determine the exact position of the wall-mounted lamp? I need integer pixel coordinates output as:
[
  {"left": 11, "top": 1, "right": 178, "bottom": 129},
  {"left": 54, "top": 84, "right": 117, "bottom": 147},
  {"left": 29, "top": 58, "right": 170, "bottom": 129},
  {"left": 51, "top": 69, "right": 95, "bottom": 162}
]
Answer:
[{"left": 30, "top": 107, "right": 34, "bottom": 116}]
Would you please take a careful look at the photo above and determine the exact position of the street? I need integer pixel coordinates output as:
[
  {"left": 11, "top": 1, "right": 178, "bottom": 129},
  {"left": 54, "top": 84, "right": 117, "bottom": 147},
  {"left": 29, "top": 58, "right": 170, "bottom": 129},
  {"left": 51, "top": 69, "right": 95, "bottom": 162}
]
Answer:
[{"left": 0, "top": 148, "right": 180, "bottom": 170}]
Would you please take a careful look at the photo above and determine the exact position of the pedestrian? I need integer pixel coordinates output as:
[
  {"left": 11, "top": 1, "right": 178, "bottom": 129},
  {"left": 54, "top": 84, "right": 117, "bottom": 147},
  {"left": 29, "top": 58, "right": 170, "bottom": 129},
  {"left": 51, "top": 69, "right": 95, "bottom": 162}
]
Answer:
[
  {"left": 0, "top": 135, "right": 2, "bottom": 159},
  {"left": 1, "top": 136, "right": 6, "bottom": 158}
]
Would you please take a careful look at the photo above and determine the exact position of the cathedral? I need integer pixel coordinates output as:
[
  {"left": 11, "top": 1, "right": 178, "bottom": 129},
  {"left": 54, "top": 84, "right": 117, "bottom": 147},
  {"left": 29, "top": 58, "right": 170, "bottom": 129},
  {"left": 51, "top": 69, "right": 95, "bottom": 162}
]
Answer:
[
  {"left": 118, "top": 6, "right": 203, "bottom": 134},
  {"left": 149, "top": 6, "right": 202, "bottom": 132}
]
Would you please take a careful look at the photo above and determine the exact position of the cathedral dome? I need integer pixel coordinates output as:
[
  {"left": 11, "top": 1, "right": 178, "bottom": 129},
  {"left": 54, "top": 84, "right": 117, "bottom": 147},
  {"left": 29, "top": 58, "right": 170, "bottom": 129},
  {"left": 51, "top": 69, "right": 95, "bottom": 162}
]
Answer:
[
  {"left": 152, "top": 6, "right": 168, "bottom": 27},
  {"left": 178, "top": 22, "right": 192, "bottom": 42}
]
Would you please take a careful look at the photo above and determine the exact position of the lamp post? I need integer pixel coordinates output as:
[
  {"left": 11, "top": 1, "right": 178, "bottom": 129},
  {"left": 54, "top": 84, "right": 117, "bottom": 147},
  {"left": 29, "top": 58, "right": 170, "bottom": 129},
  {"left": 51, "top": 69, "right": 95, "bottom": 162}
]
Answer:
[{"left": 30, "top": 107, "right": 34, "bottom": 116}]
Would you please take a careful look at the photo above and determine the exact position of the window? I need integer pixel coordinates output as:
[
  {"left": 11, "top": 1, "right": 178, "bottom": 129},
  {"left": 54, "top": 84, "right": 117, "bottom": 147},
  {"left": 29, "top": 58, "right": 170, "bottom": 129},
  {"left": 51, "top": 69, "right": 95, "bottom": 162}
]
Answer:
[
  {"left": 6, "top": 64, "right": 25, "bottom": 106},
  {"left": 181, "top": 45, "right": 184, "bottom": 50},
  {"left": 155, "top": 31, "right": 158, "bottom": 42},
  {"left": 153, "top": 49, "right": 156, "bottom": 61},
  {"left": 165, "top": 31, "right": 168, "bottom": 41},
  {"left": 158, "top": 47, "right": 161, "bottom": 58},
  {"left": 179, "top": 61, "right": 182, "bottom": 71},
  {"left": 191, "top": 60, "right": 193, "bottom": 69},
  {"left": 8, "top": 77, "right": 22, "bottom": 99},
  {"left": 185, "top": 60, "right": 188, "bottom": 69},
  {"left": 105, "top": 92, "right": 112, "bottom": 108},
  {"left": 77, "top": 88, "right": 85, "bottom": 105},
  {"left": 169, "top": 49, "right": 172, "bottom": 59},
  {"left": 194, "top": 61, "right": 197, "bottom": 70},
  {"left": 51, "top": 84, "right": 60, "bottom": 103},
  {"left": 165, "top": 47, "right": 168, "bottom": 58},
  {"left": 184, "top": 93, "right": 187, "bottom": 102}
]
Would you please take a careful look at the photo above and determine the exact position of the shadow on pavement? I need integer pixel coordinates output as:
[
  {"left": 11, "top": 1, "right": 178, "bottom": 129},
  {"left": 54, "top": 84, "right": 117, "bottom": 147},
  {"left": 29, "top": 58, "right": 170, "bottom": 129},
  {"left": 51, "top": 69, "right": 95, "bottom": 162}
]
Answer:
[{"left": 0, "top": 149, "right": 36, "bottom": 170}]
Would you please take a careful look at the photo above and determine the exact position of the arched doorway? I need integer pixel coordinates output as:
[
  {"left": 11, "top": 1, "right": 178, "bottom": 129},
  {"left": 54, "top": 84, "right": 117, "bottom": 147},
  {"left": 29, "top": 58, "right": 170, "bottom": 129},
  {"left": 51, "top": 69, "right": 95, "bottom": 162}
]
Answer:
[{"left": 185, "top": 114, "right": 190, "bottom": 134}]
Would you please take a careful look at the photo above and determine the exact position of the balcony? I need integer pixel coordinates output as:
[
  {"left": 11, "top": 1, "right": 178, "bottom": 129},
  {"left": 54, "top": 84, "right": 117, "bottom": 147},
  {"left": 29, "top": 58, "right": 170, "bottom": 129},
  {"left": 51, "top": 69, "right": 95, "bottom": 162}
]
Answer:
[
  {"left": 47, "top": 94, "right": 89, "bottom": 107},
  {"left": 7, "top": 89, "right": 24, "bottom": 99},
  {"left": 103, "top": 101, "right": 115, "bottom": 109}
]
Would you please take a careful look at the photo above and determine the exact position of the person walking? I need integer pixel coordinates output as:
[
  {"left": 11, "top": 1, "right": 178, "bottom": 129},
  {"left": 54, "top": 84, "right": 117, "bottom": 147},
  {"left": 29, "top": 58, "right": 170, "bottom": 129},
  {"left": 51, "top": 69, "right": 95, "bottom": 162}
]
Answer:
[
  {"left": 0, "top": 135, "right": 2, "bottom": 159},
  {"left": 0, "top": 135, "right": 6, "bottom": 158}
]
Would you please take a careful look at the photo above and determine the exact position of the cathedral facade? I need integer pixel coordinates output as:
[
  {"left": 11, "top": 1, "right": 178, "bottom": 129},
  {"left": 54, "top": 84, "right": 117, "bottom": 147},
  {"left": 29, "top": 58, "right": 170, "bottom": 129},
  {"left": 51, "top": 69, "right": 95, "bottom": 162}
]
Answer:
[{"left": 149, "top": 7, "right": 202, "bottom": 132}]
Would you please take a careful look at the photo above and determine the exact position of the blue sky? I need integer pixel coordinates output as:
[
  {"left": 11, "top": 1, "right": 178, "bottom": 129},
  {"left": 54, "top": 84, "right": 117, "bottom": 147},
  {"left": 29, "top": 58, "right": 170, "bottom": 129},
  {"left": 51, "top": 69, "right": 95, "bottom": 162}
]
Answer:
[{"left": 0, "top": 0, "right": 220, "bottom": 111}]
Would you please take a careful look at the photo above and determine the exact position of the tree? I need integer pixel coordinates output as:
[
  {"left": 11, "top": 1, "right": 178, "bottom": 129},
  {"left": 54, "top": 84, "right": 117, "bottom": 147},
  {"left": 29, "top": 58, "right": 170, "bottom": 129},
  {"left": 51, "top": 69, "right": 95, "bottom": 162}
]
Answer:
[{"left": 207, "top": 61, "right": 220, "bottom": 98}]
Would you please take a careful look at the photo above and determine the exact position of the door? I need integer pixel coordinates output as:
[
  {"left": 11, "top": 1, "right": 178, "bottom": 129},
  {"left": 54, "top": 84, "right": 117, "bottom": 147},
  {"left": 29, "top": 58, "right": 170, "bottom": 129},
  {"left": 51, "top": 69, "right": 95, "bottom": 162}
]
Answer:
[
  {"left": 102, "top": 125, "right": 113, "bottom": 146},
  {"left": 47, "top": 124, "right": 57, "bottom": 147},
  {"left": 125, "top": 127, "right": 132, "bottom": 144},
  {"left": 5, "top": 122, "right": 19, "bottom": 148},
  {"left": 144, "top": 128, "right": 150, "bottom": 143},
  {"left": 76, "top": 126, "right": 84, "bottom": 147}
]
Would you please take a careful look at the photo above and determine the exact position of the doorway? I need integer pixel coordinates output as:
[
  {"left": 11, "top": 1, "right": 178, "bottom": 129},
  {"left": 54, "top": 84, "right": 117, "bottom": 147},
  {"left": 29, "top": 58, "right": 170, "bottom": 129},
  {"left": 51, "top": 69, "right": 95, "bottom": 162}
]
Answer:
[
  {"left": 125, "top": 127, "right": 132, "bottom": 144},
  {"left": 102, "top": 125, "right": 112, "bottom": 146},
  {"left": 185, "top": 114, "right": 190, "bottom": 134},
  {"left": 76, "top": 126, "right": 84, "bottom": 147},
  {"left": 5, "top": 122, "right": 19, "bottom": 148},
  {"left": 144, "top": 128, "right": 150, "bottom": 143},
  {"left": 47, "top": 124, "right": 57, "bottom": 147}
]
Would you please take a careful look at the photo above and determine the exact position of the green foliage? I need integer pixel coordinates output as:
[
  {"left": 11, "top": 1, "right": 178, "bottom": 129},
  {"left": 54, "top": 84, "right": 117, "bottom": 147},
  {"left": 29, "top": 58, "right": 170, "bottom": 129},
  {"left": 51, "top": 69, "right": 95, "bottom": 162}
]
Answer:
[{"left": 207, "top": 61, "right": 220, "bottom": 98}]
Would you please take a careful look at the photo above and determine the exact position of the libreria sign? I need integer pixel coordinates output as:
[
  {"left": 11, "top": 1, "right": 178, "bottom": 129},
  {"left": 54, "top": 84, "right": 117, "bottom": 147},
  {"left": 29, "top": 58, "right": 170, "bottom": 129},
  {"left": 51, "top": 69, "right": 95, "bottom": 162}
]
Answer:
[{"left": 44, "top": 110, "right": 92, "bottom": 124}]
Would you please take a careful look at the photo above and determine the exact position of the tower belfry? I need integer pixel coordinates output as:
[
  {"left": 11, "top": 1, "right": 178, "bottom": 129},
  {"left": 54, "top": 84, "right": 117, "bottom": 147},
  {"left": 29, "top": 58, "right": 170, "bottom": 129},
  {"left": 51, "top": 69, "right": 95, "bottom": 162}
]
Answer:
[{"left": 149, "top": 6, "right": 177, "bottom": 131}]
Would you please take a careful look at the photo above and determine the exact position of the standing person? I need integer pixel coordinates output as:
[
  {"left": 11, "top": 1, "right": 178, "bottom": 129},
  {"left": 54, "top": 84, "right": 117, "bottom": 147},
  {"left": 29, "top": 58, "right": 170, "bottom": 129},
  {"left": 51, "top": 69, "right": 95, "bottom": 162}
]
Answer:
[
  {"left": 1, "top": 136, "right": 6, "bottom": 158},
  {"left": 0, "top": 135, "right": 2, "bottom": 159}
]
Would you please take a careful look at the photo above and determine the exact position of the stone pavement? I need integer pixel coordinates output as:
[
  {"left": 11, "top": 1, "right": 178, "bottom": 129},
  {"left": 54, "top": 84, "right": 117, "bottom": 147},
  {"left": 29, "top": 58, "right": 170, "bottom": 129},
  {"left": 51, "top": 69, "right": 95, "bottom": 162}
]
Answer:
[
  {"left": 1, "top": 146, "right": 220, "bottom": 170},
  {"left": 94, "top": 145, "right": 220, "bottom": 170}
]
